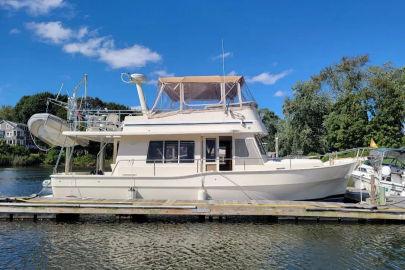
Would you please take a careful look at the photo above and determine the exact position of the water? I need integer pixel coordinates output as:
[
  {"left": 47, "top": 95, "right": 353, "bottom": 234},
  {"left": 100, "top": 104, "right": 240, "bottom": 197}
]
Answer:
[{"left": 0, "top": 168, "right": 404, "bottom": 269}]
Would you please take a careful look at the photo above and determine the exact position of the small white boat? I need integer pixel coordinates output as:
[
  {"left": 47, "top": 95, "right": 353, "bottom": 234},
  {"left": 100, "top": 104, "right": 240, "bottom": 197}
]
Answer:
[
  {"left": 352, "top": 148, "right": 405, "bottom": 197},
  {"left": 30, "top": 74, "right": 357, "bottom": 201},
  {"left": 28, "top": 113, "right": 88, "bottom": 147}
]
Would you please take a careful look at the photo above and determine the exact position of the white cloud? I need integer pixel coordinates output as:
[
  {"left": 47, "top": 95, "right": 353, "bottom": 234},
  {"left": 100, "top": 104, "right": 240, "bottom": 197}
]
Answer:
[
  {"left": 147, "top": 70, "right": 174, "bottom": 84},
  {"left": 63, "top": 37, "right": 107, "bottom": 57},
  {"left": 227, "top": 70, "right": 237, "bottom": 76},
  {"left": 247, "top": 69, "right": 292, "bottom": 85},
  {"left": 26, "top": 20, "right": 161, "bottom": 69},
  {"left": 77, "top": 27, "right": 88, "bottom": 39},
  {"left": 98, "top": 45, "right": 161, "bottom": 69},
  {"left": 0, "top": 0, "right": 64, "bottom": 15},
  {"left": 152, "top": 70, "right": 174, "bottom": 77},
  {"left": 274, "top": 90, "right": 286, "bottom": 97},
  {"left": 212, "top": 51, "right": 233, "bottom": 60},
  {"left": 26, "top": 21, "right": 74, "bottom": 43},
  {"left": 9, "top": 28, "right": 20, "bottom": 34},
  {"left": 63, "top": 36, "right": 161, "bottom": 69}
]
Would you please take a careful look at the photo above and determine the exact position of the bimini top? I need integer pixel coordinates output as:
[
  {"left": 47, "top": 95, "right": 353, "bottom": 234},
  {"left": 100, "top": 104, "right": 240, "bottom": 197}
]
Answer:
[
  {"left": 159, "top": 75, "right": 244, "bottom": 84},
  {"left": 153, "top": 75, "right": 253, "bottom": 112}
]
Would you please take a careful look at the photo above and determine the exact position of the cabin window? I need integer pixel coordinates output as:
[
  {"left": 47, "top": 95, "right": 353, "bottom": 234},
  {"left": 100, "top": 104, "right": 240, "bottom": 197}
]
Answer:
[
  {"left": 147, "top": 141, "right": 164, "bottom": 163},
  {"left": 255, "top": 135, "right": 267, "bottom": 155},
  {"left": 164, "top": 141, "right": 179, "bottom": 163},
  {"left": 235, "top": 139, "right": 249, "bottom": 157},
  {"left": 147, "top": 140, "right": 195, "bottom": 163},
  {"left": 206, "top": 138, "right": 216, "bottom": 162},
  {"left": 180, "top": 141, "right": 195, "bottom": 163}
]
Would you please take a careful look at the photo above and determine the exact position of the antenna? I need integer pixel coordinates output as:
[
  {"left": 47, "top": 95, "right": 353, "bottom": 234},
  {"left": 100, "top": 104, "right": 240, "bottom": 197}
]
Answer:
[
  {"left": 84, "top": 74, "right": 88, "bottom": 111},
  {"left": 221, "top": 39, "right": 225, "bottom": 77}
]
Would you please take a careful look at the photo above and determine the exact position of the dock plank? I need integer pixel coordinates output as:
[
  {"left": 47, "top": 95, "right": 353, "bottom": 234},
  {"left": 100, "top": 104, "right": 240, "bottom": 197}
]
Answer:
[{"left": 0, "top": 198, "right": 404, "bottom": 221}]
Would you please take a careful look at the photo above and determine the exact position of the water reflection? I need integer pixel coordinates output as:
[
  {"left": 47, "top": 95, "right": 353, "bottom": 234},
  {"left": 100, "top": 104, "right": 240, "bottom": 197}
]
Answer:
[{"left": 0, "top": 220, "right": 404, "bottom": 269}]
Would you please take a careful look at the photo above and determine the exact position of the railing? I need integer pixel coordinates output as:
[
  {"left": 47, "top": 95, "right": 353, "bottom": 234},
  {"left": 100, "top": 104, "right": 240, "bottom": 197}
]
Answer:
[
  {"left": 71, "top": 109, "right": 142, "bottom": 131},
  {"left": 293, "top": 147, "right": 371, "bottom": 164},
  {"left": 107, "top": 154, "right": 359, "bottom": 176},
  {"left": 110, "top": 157, "right": 266, "bottom": 176}
]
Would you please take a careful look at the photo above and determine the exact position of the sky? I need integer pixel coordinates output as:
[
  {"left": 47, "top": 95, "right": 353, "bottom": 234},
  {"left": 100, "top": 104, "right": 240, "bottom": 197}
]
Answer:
[{"left": 1, "top": 0, "right": 405, "bottom": 116}]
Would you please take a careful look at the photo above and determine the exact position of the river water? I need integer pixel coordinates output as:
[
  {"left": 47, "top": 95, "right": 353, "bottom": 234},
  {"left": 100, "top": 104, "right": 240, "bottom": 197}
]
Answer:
[{"left": 0, "top": 167, "right": 404, "bottom": 269}]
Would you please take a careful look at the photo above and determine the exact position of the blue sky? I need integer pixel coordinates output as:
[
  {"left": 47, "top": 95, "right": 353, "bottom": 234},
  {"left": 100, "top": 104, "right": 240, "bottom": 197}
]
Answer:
[{"left": 1, "top": 0, "right": 405, "bottom": 117}]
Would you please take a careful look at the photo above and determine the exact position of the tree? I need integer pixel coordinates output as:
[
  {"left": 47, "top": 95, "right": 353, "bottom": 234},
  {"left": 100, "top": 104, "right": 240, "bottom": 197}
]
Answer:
[
  {"left": 324, "top": 92, "right": 369, "bottom": 150},
  {"left": 281, "top": 79, "right": 331, "bottom": 155},
  {"left": 367, "top": 65, "right": 405, "bottom": 147},
  {"left": 320, "top": 55, "right": 370, "bottom": 150},
  {"left": 14, "top": 92, "right": 62, "bottom": 124},
  {"left": 259, "top": 108, "right": 279, "bottom": 152},
  {"left": 0, "top": 105, "right": 16, "bottom": 121}
]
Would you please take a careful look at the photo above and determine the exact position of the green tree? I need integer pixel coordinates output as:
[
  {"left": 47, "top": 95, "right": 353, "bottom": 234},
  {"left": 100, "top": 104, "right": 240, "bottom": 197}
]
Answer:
[
  {"left": 14, "top": 92, "right": 63, "bottom": 124},
  {"left": 259, "top": 108, "right": 279, "bottom": 152},
  {"left": 0, "top": 105, "right": 16, "bottom": 121},
  {"left": 320, "top": 55, "right": 370, "bottom": 150},
  {"left": 281, "top": 79, "right": 331, "bottom": 155},
  {"left": 324, "top": 92, "right": 369, "bottom": 150},
  {"left": 367, "top": 65, "right": 405, "bottom": 147}
]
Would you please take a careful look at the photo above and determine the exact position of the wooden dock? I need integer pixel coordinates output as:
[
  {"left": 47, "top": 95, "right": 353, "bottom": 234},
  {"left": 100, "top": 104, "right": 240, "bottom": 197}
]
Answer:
[{"left": 0, "top": 197, "right": 404, "bottom": 222}]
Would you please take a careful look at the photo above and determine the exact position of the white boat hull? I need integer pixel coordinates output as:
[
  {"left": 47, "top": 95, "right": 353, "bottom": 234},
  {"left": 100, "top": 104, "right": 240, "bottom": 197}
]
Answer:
[
  {"left": 352, "top": 174, "right": 405, "bottom": 197},
  {"left": 50, "top": 162, "right": 355, "bottom": 201}
]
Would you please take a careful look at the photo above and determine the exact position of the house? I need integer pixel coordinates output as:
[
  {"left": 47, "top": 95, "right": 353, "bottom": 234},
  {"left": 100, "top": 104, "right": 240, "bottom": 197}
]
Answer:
[{"left": 0, "top": 120, "right": 34, "bottom": 148}]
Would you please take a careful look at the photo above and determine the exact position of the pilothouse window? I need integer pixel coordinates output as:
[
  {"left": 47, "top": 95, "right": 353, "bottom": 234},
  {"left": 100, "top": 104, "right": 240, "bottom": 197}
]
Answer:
[
  {"left": 164, "top": 141, "right": 178, "bottom": 163},
  {"left": 147, "top": 141, "right": 163, "bottom": 163},
  {"left": 147, "top": 140, "right": 195, "bottom": 163},
  {"left": 180, "top": 141, "right": 195, "bottom": 163}
]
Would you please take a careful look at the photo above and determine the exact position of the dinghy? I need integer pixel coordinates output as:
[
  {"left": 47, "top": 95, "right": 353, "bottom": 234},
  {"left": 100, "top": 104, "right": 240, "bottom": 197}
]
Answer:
[{"left": 28, "top": 113, "right": 88, "bottom": 147}]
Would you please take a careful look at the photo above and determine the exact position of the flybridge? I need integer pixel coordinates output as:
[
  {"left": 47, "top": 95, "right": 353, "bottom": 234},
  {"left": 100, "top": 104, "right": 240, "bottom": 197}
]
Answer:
[{"left": 150, "top": 75, "right": 256, "bottom": 113}]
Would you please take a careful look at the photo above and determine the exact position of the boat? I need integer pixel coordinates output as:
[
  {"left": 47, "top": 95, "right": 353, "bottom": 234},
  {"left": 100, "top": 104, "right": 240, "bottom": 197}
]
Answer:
[
  {"left": 28, "top": 113, "right": 88, "bottom": 147},
  {"left": 29, "top": 73, "right": 357, "bottom": 200},
  {"left": 352, "top": 148, "right": 405, "bottom": 197}
]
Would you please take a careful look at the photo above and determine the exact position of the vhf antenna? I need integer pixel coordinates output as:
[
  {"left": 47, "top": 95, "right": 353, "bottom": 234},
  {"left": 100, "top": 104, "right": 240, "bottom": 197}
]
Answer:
[{"left": 221, "top": 39, "right": 226, "bottom": 77}]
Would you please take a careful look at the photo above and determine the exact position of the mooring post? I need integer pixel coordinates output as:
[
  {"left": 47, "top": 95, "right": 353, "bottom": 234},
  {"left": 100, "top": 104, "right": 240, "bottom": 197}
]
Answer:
[
  {"left": 370, "top": 175, "right": 377, "bottom": 206},
  {"left": 65, "top": 147, "right": 71, "bottom": 173}
]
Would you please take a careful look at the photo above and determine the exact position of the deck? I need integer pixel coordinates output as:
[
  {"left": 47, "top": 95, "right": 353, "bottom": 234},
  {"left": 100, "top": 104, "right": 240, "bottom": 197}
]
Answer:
[{"left": 0, "top": 197, "right": 404, "bottom": 222}]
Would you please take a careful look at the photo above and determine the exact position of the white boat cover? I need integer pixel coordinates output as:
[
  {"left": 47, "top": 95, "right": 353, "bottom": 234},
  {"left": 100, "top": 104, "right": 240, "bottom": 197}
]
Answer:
[{"left": 28, "top": 113, "right": 88, "bottom": 147}]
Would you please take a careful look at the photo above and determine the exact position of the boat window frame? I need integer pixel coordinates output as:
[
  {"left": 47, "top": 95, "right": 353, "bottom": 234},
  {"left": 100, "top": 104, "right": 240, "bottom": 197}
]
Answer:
[
  {"left": 254, "top": 135, "right": 267, "bottom": 155},
  {"left": 205, "top": 138, "right": 217, "bottom": 162},
  {"left": 146, "top": 140, "right": 195, "bottom": 164},
  {"left": 146, "top": 141, "right": 164, "bottom": 163},
  {"left": 179, "top": 141, "right": 195, "bottom": 163},
  {"left": 164, "top": 140, "right": 179, "bottom": 163}
]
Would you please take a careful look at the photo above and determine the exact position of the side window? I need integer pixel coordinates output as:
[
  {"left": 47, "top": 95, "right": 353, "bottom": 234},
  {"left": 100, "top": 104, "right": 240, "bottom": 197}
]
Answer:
[
  {"left": 147, "top": 141, "right": 163, "bottom": 163},
  {"left": 180, "top": 141, "right": 194, "bottom": 163},
  {"left": 206, "top": 139, "right": 216, "bottom": 162},
  {"left": 255, "top": 135, "right": 267, "bottom": 155},
  {"left": 164, "top": 141, "right": 179, "bottom": 163},
  {"left": 235, "top": 139, "right": 249, "bottom": 157}
]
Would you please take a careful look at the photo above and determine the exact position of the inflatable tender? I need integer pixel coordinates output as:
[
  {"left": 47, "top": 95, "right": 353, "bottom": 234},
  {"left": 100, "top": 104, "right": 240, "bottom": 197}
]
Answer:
[{"left": 28, "top": 113, "right": 89, "bottom": 147}]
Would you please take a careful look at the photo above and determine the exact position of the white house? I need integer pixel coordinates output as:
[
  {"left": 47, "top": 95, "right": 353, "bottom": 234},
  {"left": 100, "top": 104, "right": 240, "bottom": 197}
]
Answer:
[{"left": 0, "top": 120, "right": 34, "bottom": 148}]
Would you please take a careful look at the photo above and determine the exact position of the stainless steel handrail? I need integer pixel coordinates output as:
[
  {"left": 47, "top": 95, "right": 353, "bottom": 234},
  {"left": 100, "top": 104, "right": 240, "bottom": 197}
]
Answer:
[
  {"left": 111, "top": 157, "right": 258, "bottom": 176},
  {"left": 109, "top": 157, "right": 311, "bottom": 176}
]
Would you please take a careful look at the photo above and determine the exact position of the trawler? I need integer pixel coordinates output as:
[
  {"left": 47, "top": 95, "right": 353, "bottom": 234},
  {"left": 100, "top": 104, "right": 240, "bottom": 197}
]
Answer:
[{"left": 29, "top": 74, "right": 356, "bottom": 200}]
